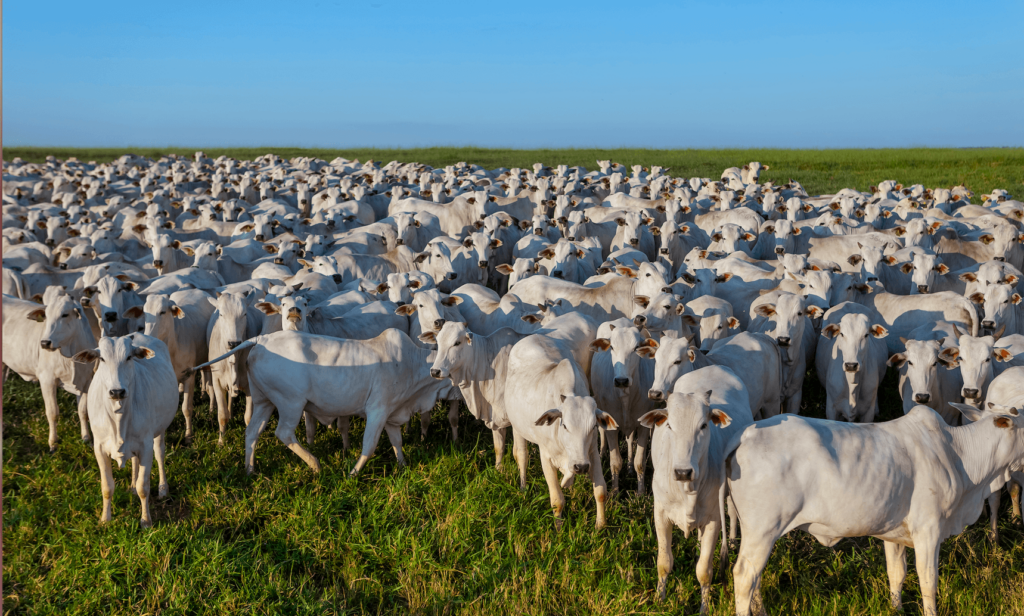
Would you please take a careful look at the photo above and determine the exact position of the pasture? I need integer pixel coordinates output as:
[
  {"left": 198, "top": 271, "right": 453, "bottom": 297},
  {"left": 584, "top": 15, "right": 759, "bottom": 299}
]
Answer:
[{"left": 4, "top": 147, "right": 1024, "bottom": 616}]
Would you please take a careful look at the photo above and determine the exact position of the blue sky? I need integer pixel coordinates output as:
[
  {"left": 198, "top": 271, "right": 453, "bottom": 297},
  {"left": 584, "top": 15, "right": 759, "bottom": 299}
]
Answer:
[{"left": 4, "top": 1, "right": 1022, "bottom": 148}]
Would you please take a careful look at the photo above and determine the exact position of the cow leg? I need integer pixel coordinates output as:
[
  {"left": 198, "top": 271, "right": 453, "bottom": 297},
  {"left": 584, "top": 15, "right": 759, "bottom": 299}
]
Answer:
[
  {"left": 913, "top": 534, "right": 941, "bottom": 616},
  {"left": 94, "top": 444, "right": 115, "bottom": 524},
  {"left": 599, "top": 425, "right": 607, "bottom": 455},
  {"left": 447, "top": 400, "right": 460, "bottom": 441},
  {"left": 384, "top": 422, "right": 406, "bottom": 466},
  {"left": 213, "top": 382, "right": 230, "bottom": 446},
  {"left": 493, "top": 426, "right": 507, "bottom": 470},
  {"left": 1012, "top": 481, "right": 1022, "bottom": 521},
  {"left": 696, "top": 518, "right": 721, "bottom": 616},
  {"left": 76, "top": 394, "right": 91, "bottom": 443},
  {"left": 625, "top": 430, "right": 635, "bottom": 474},
  {"left": 728, "top": 495, "right": 739, "bottom": 541},
  {"left": 181, "top": 373, "right": 196, "bottom": 440},
  {"left": 785, "top": 388, "right": 803, "bottom": 415},
  {"left": 275, "top": 406, "right": 321, "bottom": 473},
  {"left": 351, "top": 409, "right": 388, "bottom": 476},
  {"left": 988, "top": 491, "right": 1001, "bottom": 543},
  {"left": 883, "top": 540, "right": 907, "bottom": 611},
  {"left": 152, "top": 432, "right": 169, "bottom": 499},
  {"left": 732, "top": 533, "right": 775, "bottom": 616},
  {"left": 634, "top": 426, "right": 651, "bottom": 496},
  {"left": 303, "top": 411, "right": 316, "bottom": 445},
  {"left": 824, "top": 392, "right": 838, "bottom": 421},
  {"left": 131, "top": 456, "right": 140, "bottom": 498},
  {"left": 654, "top": 501, "right": 674, "bottom": 602},
  {"left": 244, "top": 396, "right": 253, "bottom": 426},
  {"left": 419, "top": 409, "right": 431, "bottom": 442},
  {"left": 135, "top": 444, "right": 156, "bottom": 528},
  {"left": 539, "top": 453, "right": 565, "bottom": 530},
  {"left": 337, "top": 416, "right": 351, "bottom": 452},
  {"left": 244, "top": 391, "right": 275, "bottom": 475},
  {"left": 39, "top": 377, "right": 60, "bottom": 452},
  {"left": 589, "top": 440, "right": 608, "bottom": 529},
  {"left": 512, "top": 430, "right": 529, "bottom": 489},
  {"left": 606, "top": 428, "right": 622, "bottom": 493}
]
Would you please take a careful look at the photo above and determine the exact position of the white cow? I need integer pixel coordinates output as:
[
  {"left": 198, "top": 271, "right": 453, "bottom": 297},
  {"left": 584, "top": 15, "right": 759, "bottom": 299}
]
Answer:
[{"left": 815, "top": 303, "right": 890, "bottom": 423}]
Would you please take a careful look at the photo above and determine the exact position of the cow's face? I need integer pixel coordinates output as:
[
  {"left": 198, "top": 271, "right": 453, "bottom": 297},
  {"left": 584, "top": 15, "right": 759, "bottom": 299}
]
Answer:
[
  {"left": 36, "top": 294, "right": 87, "bottom": 357},
  {"left": 648, "top": 336, "right": 698, "bottom": 401},
  {"left": 589, "top": 324, "right": 654, "bottom": 390},
  {"left": 956, "top": 334, "right": 1011, "bottom": 404},
  {"left": 974, "top": 283, "right": 1021, "bottom": 334},
  {"left": 86, "top": 275, "right": 139, "bottom": 337},
  {"left": 887, "top": 339, "right": 958, "bottom": 408},
  {"left": 429, "top": 321, "right": 474, "bottom": 380},
  {"left": 639, "top": 390, "right": 730, "bottom": 489},
  {"left": 535, "top": 394, "right": 614, "bottom": 475}
]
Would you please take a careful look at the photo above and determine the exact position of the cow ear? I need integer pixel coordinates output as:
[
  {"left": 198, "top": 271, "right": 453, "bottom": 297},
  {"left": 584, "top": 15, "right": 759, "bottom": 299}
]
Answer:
[
  {"left": 132, "top": 346, "right": 156, "bottom": 359},
  {"left": 495, "top": 264, "right": 514, "bottom": 275},
  {"left": 711, "top": 232, "right": 723, "bottom": 242},
  {"left": 959, "top": 272, "right": 978, "bottom": 283},
  {"left": 26, "top": 309, "right": 46, "bottom": 322},
  {"left": 596, "top": 410, "right": 618, "bottom": 429},
  {"left": 791, "top": 227, "right": 802, "bottom": 236},
  {"left": 900, "top": 263, "right": 914, "bottom": 274},
  {"left": 806, "top": 306, "right": 824, "bottom": 319},
  {"left": 417, "top": 331, "right": 437, "bottom": 344},
  {"left": 376, "top": 282, "right": 389, "bottom": 294},
  {"left": 614, "top": 265, "right": 637, "bottom": 278},
  {"left": 969, "top": 292, "right": 985, "bottom": 304},
  {"left": 1013, "top": 294, "right": 1022, "bottom": 305},
  {"left": 297, "top": 259, "right": 312, "bottom": 268},
  {"left": 706, "top": 408, "right": 732, "bottom": 427},
  {"left": 950, "top": 402, "right": 986, "bottom": 423},
  {"left": 934, "top": 264, "right": 949, "bottom": 275},
  {"left": 255, "top": 302, "right": 280, "bottom": 315},
  {"left": 687, "top": 347, "right": 697, "bottom": 362},
  {"left": 847, "top": 254, "right": 863, "bottom": 266},
  {"left": 122, "top": 306, "right": 145, "bottom": 319},
  {"left": 534, "top": 410, "right": 563, "bottom": 426},
  {"left": 1004, "top": 274, "right": 1020, "bottom": 286},
  {"left": 31, "top": 293, "right": 45, "bottom": 304},
  {"left": 183, "top": 246, "right": 195, "bottom": 256},
  {"left": 754, "top": 304, "right": 776, "bottom": 317},
  {"left": 893, "top": 227, "right": 906, "bottom": 237},
  {"left": 870, "top": 325, "right": 888, "bottom": 338},
  {"left": 822, "top": 324, "right": 841, "bottom": 339},
  {"left": 633, "top": 295, "right": 650, "bottom": 309},
  {"left": 715, "top": 273, "right": 733, "bottom": 283},
  {"left": 413, "top": 252, "right": 429, "bottom": 263},
  {"left": 263, "top": 244, "right": 278, "bottom": 254},
  {"left": 979, "top": 234, "right": 994, "bottom": 245},
  {"left": 887, "top": 353, "right": 908, "bottom": 368},
  {"left": 638, "top": 410, "right": 668, "bottom": 429},
  {"left": 995, "top": 348, "right": 1014, "bottom": 362},
  {"left": 170, "top": 306, "right": 186, "bottom": 319},
  {"left": 520, "top": 314, "right": 542, "bottom": 324},
  {"left": 518, "top": 220, "right": 531, "bottom": 230},
  {"left": 589, "top": 338, "right": 612, "bottom": 352},
  {"left": 939, "top": 347, "right": 960, "bottom": 367},
  {"left": 72, "top": 348, "right": 101, "bottom": 364},
  {"left": 441, "top": 295, "right": 463, "bottom": 306},
  {"left": 538, "top": 247, "right": 555, "bottom": 260},
  {"left": 395, "top": 304, "right": 417, "bottom": 316},
  {"left": 490, "top": 239, "right": 503, "bottom": 249},
  {"left": 615, "top": 217, "right": 626, "bottom": 226}
]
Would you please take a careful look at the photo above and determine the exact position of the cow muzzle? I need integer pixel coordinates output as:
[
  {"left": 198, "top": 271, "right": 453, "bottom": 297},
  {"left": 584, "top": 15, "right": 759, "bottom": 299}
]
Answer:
[
  {"left": 153, "top": 259, "right": 164, "bottom": 268},
  {"left": 777, "top": 336, "right": 791, "bottom": 347},
  {"left": 430, "top": 368, "right": 444, "bottom": 379},
  {"left": 572, "top": 463, "right": 590, "bottom": 475},
  {"left": 40, "top": 340, "right": 54, "bottom": 350},
  {"left": 552, "top": 270, "right": 564, "bottom": 279},
  {"left": 478, "top": 260, "right": 488, "bottom": 269},
  {"left": 629, "top": 238, "right": 639, "bottom": 246},
  {"left": 843, "top": 362, "right": 859, "bottom": 373},
  {"left": 104, "top": 311, "right": 118, "bottom": 323},
  {"left": 534, "top": 228, "right": 544, "bottom": 236},
  {"left": 614, "top": 377, "right": 630, "bottom": 388},
  {"left": 109, "top": 388, "right": 126, "bottom": 400},
  {"left": 962, "top": 388, "right": 980, "bottom": 399},
  {"left": 648, "top": 390, "right": 664, "bottom": 401},
  {"left": 995, "top": 257, "right": 1006, "bottom": 262},
  {"left": 917, "top": 285, "right": 929, "bottom": 294},
  {"left": 674, "top": 468, "right": 693, "bottom": 482},
  {"left": 332, "top": 274, "right": 343, "bottom": 284},
  {"left": 982, "top": 321, "right": 996, "bottom": 332},
  {"left": 396, "top": 239, "right": 404, "bottom": 245},
  {"left": 445, "top": 272, "right": 458, "bottom": 281},
  {"left": 228, "top": 340, "right": 241, "bottom": 349},
  {"left": 775, "top": 247, "right": 785, "bottom": 255},
  {"left": 274, "top": 258, "right": 284, "bottom": 265},
  {"left": 633, "top": 315, "right": 646, "bottom": 328},
  {"left": 914, "top": 393, "right": 931, "bottom": 404},
  {"left": 59, "top": 262, "right": 68, "bottom": 270}
]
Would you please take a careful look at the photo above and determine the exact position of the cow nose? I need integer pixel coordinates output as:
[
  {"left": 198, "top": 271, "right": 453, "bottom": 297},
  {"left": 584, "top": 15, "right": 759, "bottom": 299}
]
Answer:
[
  {"left": 867, "top": 277, "right": 878, "bottom": 282},
  {"left": 59, "top": 263, "right": 68, "bottom": 270},
  {"left": 446, "top": 272, "right": 458, "bottom": 280},
  {"left": 914, "top": 393, "right": 931, "bottom": 404},
  {"left": 433, "top": 319, "right": 445, "bottom": 330},
  {"left": 917, "top": 285, "right": 929, "bottom": 294},
  {"left": 153, "top": 259, "right": 164, "bottom": 268},
  {"left": 254, "top": 234, "right": 265, "bottom": 241},
  {"left": 629, "top": 238, "right": 639, "bottom": 246},
  {"left": 40, "top": 340, "right": 53, "bottom": 350},
  {"left": 567, "top": 236, "right": 576, "bottom": 242},
  {"left": 775, "top": 247, "right": 785, "bottom": 255},
  {"left": 982, "top": 320, "right": 996, "bottom": 330},
  {"left": 332, "top": 274, "right": 343, "bottom": 284},
  {"left": 478, "top": 260, "right": 488, "bottom": 269},
  {"left": 777, "top": 336, "right": 791, "bottom": 347},
  {"left": 274, "top": 258, "right": 284, "bottom": 264},
  {"left": 552, "top": 270, "right": 564, "bottom": 279},
  {"left": 674, "top": 468, "right": 694, "bottom": 482},
  {"left": 614, "top": 377, "right": 630, "bottom": 388},
  {"left": 633, "top": 315, "right": 647, "bottom": 328},
  {"left": 962, "top": 388, "right": 980, "bottom": 399},
  {"left": 104, "top": 311, "right": 117, "bottom": 322},
  {"left": 648, "top": 390, "right": 664, "bottom": 401},
  {"left": 228, "top": 340, "right": 240, "bottom": 349},
  {"left": 396, "top": 238, "right": 404, "bottom": 245},
  {"left": 995, "top": 257, "right": 1006, "bottom": 262},
  {"left": 45, "top": 239, "right": 55, "bottom": 247},
  {"left": 430, "top": 368, "right": 442, "bottom": 379},
  {"left": 572, "top": 463, "right": 590, "bottom": 475},
  {"left": 659, "top": 247, "right": 669, "bottom": 254},
  {"left": 844, "top": 362, "right": 860, "bottom": 373},
  {"left": 109, "top": 389, "right": 126, "bottom": 400},
  {"left": 208, "top": 214, "right": 216, "bottom": 220}
]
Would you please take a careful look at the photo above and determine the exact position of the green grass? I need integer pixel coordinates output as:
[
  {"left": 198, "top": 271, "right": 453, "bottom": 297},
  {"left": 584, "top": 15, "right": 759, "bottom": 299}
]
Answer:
[
  {"left": 5, "top": 147, "right": 1024, "bottom": 615},
  {"left": 5, "top": 147, "right": 1024, "bottom": 199}
]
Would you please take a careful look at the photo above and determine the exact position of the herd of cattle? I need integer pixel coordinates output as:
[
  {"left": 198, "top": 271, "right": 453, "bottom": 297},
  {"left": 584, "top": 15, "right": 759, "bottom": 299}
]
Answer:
[{"left": 5, "top": 152, "right": 1024, "bottom": 615}]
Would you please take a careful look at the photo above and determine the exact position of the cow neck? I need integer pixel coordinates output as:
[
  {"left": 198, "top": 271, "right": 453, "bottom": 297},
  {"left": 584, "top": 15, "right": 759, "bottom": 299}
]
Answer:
[
  {"left": 65, "top": 311, "right": 98, "bottom": 357},
  {"left": 948, "top": 419, "right": 1018, "bottom": 490},
  {"left": 452, "top": 330, "right": 524, "bottom": 427}
]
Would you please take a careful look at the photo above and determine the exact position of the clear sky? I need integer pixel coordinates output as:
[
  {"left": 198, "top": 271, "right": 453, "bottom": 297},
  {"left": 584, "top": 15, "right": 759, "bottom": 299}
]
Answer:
[{"left": 4, "top": 1, "right": 1022, "bottom": 148}]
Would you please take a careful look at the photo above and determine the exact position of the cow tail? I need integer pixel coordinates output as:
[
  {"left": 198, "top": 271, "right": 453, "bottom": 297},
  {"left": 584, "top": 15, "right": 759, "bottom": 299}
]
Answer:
[{"left": 184, "top": 339, "right": 258, "bottom": 377}]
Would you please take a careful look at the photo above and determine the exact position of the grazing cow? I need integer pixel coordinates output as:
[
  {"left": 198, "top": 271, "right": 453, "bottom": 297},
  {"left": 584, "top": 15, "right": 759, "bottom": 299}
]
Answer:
[
  {"left": 724, "top": 404, "right": 1024, "bottom": 616},
  {"left": 2, "top": 292, "right": 96, "bottom": 450},
  {"left": 640, "top": 366, "right": 753, "bottom": 611},
  {"left": 815, "top": 304, "right": 890, "bottom": 422},
  {"left": 505, "top": 332, "right": 615, "bottom": 529},
  {"left": 73, "top": 335, "right": 179, "bottom": 528}
]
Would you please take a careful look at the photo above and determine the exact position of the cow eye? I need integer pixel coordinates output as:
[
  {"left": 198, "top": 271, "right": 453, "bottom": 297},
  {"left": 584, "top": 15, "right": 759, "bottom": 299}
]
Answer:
[
  {"left": 907, "top": 361, "right": 913, "bottom": 366},
  {"left": 645, "top": 273, "right": 650, "bottom": 277},
  {"left": 700, "top": 423, "right": 707, "bottom": 430},
  {"left": 453, "top": 341, "right": 460, "bottom": 346},
  {"left": 160, "top": 311, "right": 166, "bottom": 315},
  {"left": 673, "top": 359, "right": 682, "bottom": 365},
  {"left": 985, "top": 357, "right": 991, "bottom": 362},
  {"left": 125, "top": 354, "right": 133, "bottom": 360},
  {"left": 62, "top": 313, "right": 68, "bottom": 318}
]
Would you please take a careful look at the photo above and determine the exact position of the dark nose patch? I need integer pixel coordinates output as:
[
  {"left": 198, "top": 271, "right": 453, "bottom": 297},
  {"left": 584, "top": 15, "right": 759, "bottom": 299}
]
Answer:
[
  {"left": 629, "top": 238, "right": 639, "bottom": 246},
  {"left": 104, "top": 312, "right": 118, "bottom": 322},
  {"left": 674, "top": 468, "right": 693, "bottom": 482},
  {"left": 572, "top": 463, "right": 590, "bottom": 475},
  {"left": 917, "top": 285, "right": 929, "bottom": 293},
  {"left": 962, "top": 388, "right": 979, "bottom": 399},
  {"left": 648, "top": 390, "right": 663, "bottom": 401},
  {"left": 614, "top": 377, "right": 630, "bottom": 388},
  {"left": 775, "top": 247, "right": 785, "bottom": 254},
  {"left": 430, "top": 369, "right": 442, "bottom": 379},
  {"left": 777, "top": 337, "right": 791, "bottom": 347},
  {"left": 228, "top": 340, "right": 241, "bottom": 349},
  {"left": 914, "top": 393, "right": 931, "bottom": 404},
  {"left": 332, "top": 274, "right": 343, "bottom": 284},
  {"left": 844, "top": 362, "right": 859, "bottom": 373},
  {"left": 633, "top": 315, "right": 646, "bottom": 328},
  {"left": 40, "top": 340, "right": 53, "bottom": 350},
  {"left": 109, "top": 388, "right": 126, "bottom": 400}
]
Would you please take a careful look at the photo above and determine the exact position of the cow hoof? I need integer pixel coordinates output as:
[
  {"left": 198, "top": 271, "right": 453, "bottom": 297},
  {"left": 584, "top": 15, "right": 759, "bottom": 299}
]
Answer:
[
  {"left": 49, "top": 445, "right": 58, "bottom": 455},
  {"left": 245, "top": 465, "right": 255, "bottom": 476},
  {"left": 81, "top": 435, "right": 92, "bottom": 444},
  {"left": 656, "top": 579, "right": 666, "bottom": 602},
  {"left": 140, "top": 519, "right": 152, "bottom": 529},
  {"left": 158, "top": 484, "right": 169, "bottom": 499}
]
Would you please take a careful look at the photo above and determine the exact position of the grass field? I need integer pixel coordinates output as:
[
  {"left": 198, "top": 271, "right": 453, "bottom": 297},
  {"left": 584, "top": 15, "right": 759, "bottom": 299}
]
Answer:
[{"left": 5, "top": 148, "right": 1024, "bottom": 616}]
